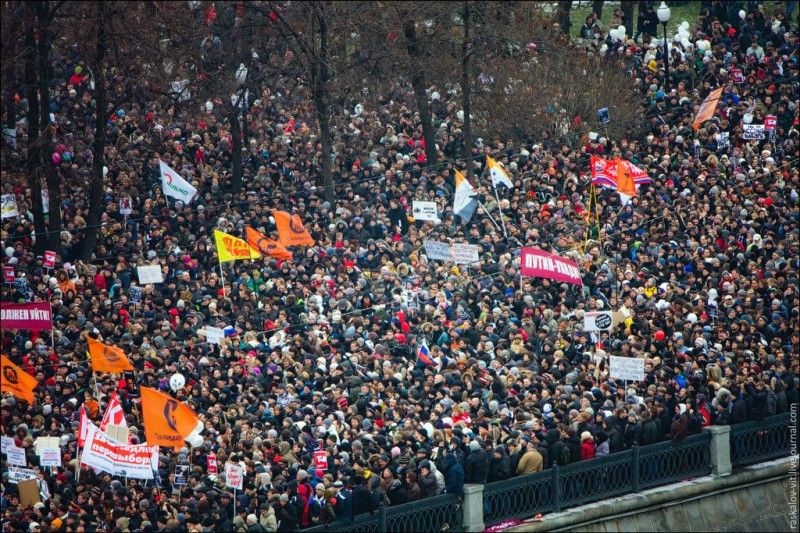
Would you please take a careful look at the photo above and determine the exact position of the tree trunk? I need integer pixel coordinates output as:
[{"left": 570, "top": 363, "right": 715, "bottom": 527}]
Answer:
[
  {"left": 230, "top": 100, "right": 243, "bottom": 191},
  {"left": 230, "top": 5, "right": 250, "bottom": 193},
  {"left": 461, "top": 1, "right": 474, "bottom": 182},
  {"left": 592, "top": 1, "right": 604, "bottom": 20},
  {"left": 313, "top": 6, "right": 335, "bottom": 204},
  {"left": 78, "top": 4, "right": 107, "bottom": 260},
  {"left": 555, "top": 1, "right": 572, "bottom": 35},
  {"left": 403, "top": 19, "right": 438, "bottom": 167},
  {"left": 35, "top": 12, "right": 62, "bottom": 251},
  {"left": 621, "top": 1, "right": 635, "bottom": 33},
  {"left": 23, "top": 10, "right": 48, "bottom": 253}
]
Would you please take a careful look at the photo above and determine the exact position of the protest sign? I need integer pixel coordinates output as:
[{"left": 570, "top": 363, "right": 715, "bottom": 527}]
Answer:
[
  {"left": 34, "top": 436, "right": 60, "bottom": 455},
  {"left": 1, "top": 435, "right": 15, "bottom": 450},
  {"left": 1, "top": 194, "right": 18, "bottom": 219},
  {"left": 584, "top": 311, "right": 613, "bottom": 332},
  {"left": 207, "top": 453, "right": 218, "bottom": 474},
  {"left": 119, "top": 197, "right": 133, "bottom": 215},
  {"left": 423, "top": 240, "right": 452, "bottom": 262},
  {"left": 742, "top": 124, "right": 766, "bottom": 140},
  {"left": 18, "top": 479, "right": 41, "bottom": 507},
  {"left": 7, "top": 445, "right": 26, "bottom": 466},
  {"left": 0, "top": 302, "right": 53, "bottom": 331},
  {"left": 225, "top": 463, "right": 244, "bottom": 490},
  {"left": 764, "top": 115, "right": 777, "bottom": 131},
  {"left": 205, "top": 326, "right": 225, "bottom": 345},
  {"left": 7, "top": 467, "right": 36, "bottom": 483},
  {"left": 520, "top": 247, "right": 582, "bottom": 285},
  {"left": 313, "top": 450, "right": 328, "bottom": 471},
  {"left": 43, "top": 251, "right": 56, "bottom": 269},
  {"left": 81, "top": 423, "right": 157, "bottom": 479},
  {"left": 731, "top": 68, "right": 744, "bottom": 83},
  {"left": 3, "top": 266, "right": 14, "bottom": 283},
  {"left": 716, "top": 131, "right": 729, "bottom": 151},
  {"left": 174, "top": 465, "right": 190, "bottom": 486},
  {"left": 39, "top": 448, "right": 62, "bottom": 467},
  {"left": 129, "top": 286, "right": 142, "bottom": 303},
  {"left": 137, "top": 265, "right": 164, "bottom": 284},
  {"left": 609, "top": 356, "right": 645, "bottom": 381},
  {"left": 450, "top": 243, "right": 481, "bottom": 264},
  {"left": 412, "top": 200, "right": 439, "bottom": 222}
]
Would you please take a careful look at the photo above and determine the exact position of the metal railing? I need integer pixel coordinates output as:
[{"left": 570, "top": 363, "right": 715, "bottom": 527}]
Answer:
[
  {"left": 730, "top": 412, "right": 791, "bottom": 467},
  {"left": 484, "top": 432, "right": 712, "bottom": 527},
  {"left": 303, "top": 493, "right": 463, "bottom": 533}
]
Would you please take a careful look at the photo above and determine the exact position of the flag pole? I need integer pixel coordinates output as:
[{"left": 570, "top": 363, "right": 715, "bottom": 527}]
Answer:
[
  {"left": 491, "top": 181, "right": 509, "bottom": 240},
  {"left": 218, "top": 258, "right": 225, "bottom": 296},
  {"left": 476, "top": 200, "right": 502, "bottom": 234}
]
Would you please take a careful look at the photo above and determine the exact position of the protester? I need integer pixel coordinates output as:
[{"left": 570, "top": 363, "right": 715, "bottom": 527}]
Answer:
[{"left": 1, "top": 3, "right": 798, "bottom": 532}]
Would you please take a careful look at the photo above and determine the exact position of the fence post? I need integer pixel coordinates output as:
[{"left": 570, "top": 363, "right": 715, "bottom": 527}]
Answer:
[
  {"left": 379, "top": 505, "right": 387, "bottom": 532},
  {"left": 703, "top": 425, "right": 732, "bottom": 477},
  {"left": 552, "top": 464, "right": 561, "bottom": 512},
  {"left": 462, "top": 484, "right": 484, "bottom": 532},
  {"left": 632, "top": 446, "right": 640, "bottom": 492}
]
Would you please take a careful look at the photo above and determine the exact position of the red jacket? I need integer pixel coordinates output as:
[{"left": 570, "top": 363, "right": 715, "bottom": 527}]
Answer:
[{"left": 580, "top": 440, "right": 596, "bottom": 460}]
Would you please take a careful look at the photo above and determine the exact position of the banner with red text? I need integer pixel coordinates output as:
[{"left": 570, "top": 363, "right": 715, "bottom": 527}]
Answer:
[
  {"left": 520, "top": 248, "right": 582, "bottom": 285},
  {"left": 0, "top": 302, "right": 53, "bottom": 331},
  {"left": 80, "top": 422, "right": 158, "bottom": 479}
]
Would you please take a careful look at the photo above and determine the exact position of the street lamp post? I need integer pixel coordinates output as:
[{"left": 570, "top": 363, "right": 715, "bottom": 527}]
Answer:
[{"left": 657, "top": 2, "right": 671, "bottom": 94}]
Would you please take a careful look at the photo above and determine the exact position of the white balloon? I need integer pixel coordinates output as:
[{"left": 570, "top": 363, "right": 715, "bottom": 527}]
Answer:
[
  {"left": 743, "top": 113, "right": 753, "bottom": 124},
  {"left": 169, "top": 373, "right": 186, "bottom": 392},
  {"left": 680, "top": 21, "right": 690, "bottom": 30},
  {"left": 353, "top": 103, "right": 363, "bottom": 116},
  {"left": 739, "top": 9, "right": 746, "bottom": 20},
  {"left": 187, "top": 434, "right": 204, "bottom": 447},
  {"left": 618, "top": 26, "right": 626, "bottom": 38},
  {"left": 103, "top": 166, "right": 108, "bottom": 177},
  {"left": 681, "top": 38, "right": 691, "bottom": 49},
  {"left": 686, "top": 313, "right": 698, "bottom": 324}
]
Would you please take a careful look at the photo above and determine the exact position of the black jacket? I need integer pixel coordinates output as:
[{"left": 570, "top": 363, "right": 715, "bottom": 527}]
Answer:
[
  {"left": 624, "top": 422, "right": 642, "bottom": 449},
  {"left": 641, "top": 420, "right": 661, "bottom": 446},
  {"left": 488, "top": 448, "right": 511, "bottom": 482},
  {"left": 464, "top": 448, "right": 489, "bottom": 484}
]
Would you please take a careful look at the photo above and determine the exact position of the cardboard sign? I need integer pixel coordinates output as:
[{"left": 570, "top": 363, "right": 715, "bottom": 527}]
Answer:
[
  {"left": 1, "top": 435, "right": 15, "bottom": 450},
  {"left": 313, "top": 450, "right": 328, "bottom": 471},
  {"left": 43, "top": 251, "right": 56, "bottom": 269},
  {"left": 205, "top": 326, "right": 225, "bottom": 345},
  {"left": 119, "top": 197, "right": 133, "bottom": 215},
  {"left": 731, "top": 68, "right": 744, "bottom": 84},
  {"left": 764, "top": 115, "right": 777, "bottom": 131},
  {"left": 225, "top": 463, "right": 244, "bottom": 490},
  {"left": 18, "top": 479, "right": 41, "bottom": 507},
  {"left": 207, "top": 453, "right": 218, "bottom": 474},
  {"left": 129, "top": 286, "right": 142, "bottom": 303},
  {"left": 174, "top": 464, "right": 190, "bottom": 486},
  {"left": 7, "top": 445, "right": 26, "bottom": 466},
  {"left": 7, "top": 467, "right": 36, "bottom": 483},
  {"left": 106, "top": 424, "right": 130, "bottom": 445},
  {"left": 34, "top": 436, "right": 60, "bottom": 455},
  {"left": 39, "top": 448, "right": 62, "bottom": 467},
  {"left": 136, "top": 265, "right": 164, "bottom": 284},
  {"left": 3, "top": 266, "right": 14, "bottom": 283},
  {"left": 1, "top": 194, "right": 18, "bottom": 219},
  {"left": 742, "top": 124, "right": 766, "bottom": 140},
  {"left": 584, "top": 311, "right": 613, "bottom": 332},
  {"left": 609, "top": 356, "right": 645, "bottom": 382},
  {"left": 412, "top": 201, "right": 440, "bottom": 223},
  {"left": 597, "top": 107, "right": 610, "bottom": 123},
  {"left": 716, "top": 131, "right": 730, "bottom": 151}
]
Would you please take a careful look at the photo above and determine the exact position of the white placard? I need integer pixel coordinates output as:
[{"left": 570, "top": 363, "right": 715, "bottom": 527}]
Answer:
[
  {"left": 225, "top": 463, "right": 244, "bottom": 490},
  {"left": 205, "top": 326, "right": 225, "bottom": 345},
  {"left": 34, "top": 436, "right": 61, "bottom": 455},
  {"left": 1, "top": 194, "right": 18, "bottom": 219},
  {"left": 584, "top": 311, "right": 613, "bottom": 332},
  {"left": 451, "top": 244, "right": 481, "bottom": 264},
  {"left": 119, "top": 197, "right": 133, "bottom": 215},
  {"left": 742, "top": 124, "right": 765, "bottom": 140},
  {"left": 137, "top": 265, "right": 164, "bottom": 284},
  {"left": 80, "top": 423, "right": 158, "bottom": 480},
  {"left": 7, "top": 445, "right": 26, "bottom": 466},
  {"left": 609, "top": 356, "right": 645, "bottom": 382},
  {"left": 39, "top": 448, "right": 62, "bottom": 467},
  {"left": 412, "top": 201, "right": 440, "bottom": 223},
  {"left": 1, "top": 435, "right": 15, "bottom": 451},
  {"left": 7, "top": 467, "right": 36, "bottom": 484},
  {"left": 423, "top": 240, "right": 452, "bottom": 262}
]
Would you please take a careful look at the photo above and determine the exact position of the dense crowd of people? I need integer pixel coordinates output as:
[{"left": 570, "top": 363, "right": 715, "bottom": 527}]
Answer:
[{"left": 2, "top": 1, "right": 799, "bottom": 532}]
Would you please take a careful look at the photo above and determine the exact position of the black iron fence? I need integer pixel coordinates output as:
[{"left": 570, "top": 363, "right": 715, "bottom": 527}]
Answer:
[
  {"left": 730, "top": 412, "right": 791, "bottom": 467},
  {"left": 303, "top": 493, "right": 462, "bottom": 533}
]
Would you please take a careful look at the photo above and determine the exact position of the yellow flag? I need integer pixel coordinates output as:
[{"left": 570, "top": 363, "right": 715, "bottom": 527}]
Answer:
[{"left": 214, "top": 229, "right": 261, "bottom": 263}]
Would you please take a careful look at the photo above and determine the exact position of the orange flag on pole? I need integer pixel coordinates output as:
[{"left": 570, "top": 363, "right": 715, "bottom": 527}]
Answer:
[
  {"left": 245, "top": 226, "right": 293, "bottom": 261},
  {"left": 87, "top": 337, "right": 134, "bottom": 373},
  {"left": 615, "top": 158, "right": 637, "bottom": 205},
  {"left": 140, "top": 386, "right": 199, "bottom": 449},
  {"left": 692, "top": 87, "right": 724, "bottom": 130},
  {"left": 273, "top": 211, "right": 315, "bottom": 247},
  {"left": 1, "top": 354, "right": 38, "bottom": 403}
]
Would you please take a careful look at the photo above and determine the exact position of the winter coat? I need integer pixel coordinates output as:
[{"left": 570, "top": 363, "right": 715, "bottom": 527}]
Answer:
[
  {"left": 444, "top": 454, "right": 465, "bottom": 496},
  {"left": 671, "top": 414, "right": 689, "bottom": 441},
  {"left": 464, "top": 448, "right": 489, "bottom": 484},
  {"left": 580, "top": 440, "right": 596, "bottom": 460},
  {"left": 641, "top": 420, "right": 661, "bottom": 446},
  {"left": 488, "top": 448, "right": 511, "bottom": 482},
  {"left": 516, "top": 448, "right": 544, "bottom": 474},
  {"left": 623, "top": 422, "right": 642, "bottom": 448},
  {"left": 595, "top": 439, "right": 610, "bottom": 457},
  {"left": 418, "top": 470, "right": 438, "bottom": 498}
]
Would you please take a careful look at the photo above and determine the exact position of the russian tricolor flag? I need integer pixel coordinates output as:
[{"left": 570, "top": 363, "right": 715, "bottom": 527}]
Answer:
[{"left": 417, "top": 338, "right": 437, "bottom": 367}]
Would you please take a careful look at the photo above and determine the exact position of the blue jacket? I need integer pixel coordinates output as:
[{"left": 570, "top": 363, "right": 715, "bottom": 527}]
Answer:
[
  {"left": 334, "top": 488, "right": 352, "bottom": 520},
  {"left": 444, "top": 454, "right": 465, "bottom": 496}
]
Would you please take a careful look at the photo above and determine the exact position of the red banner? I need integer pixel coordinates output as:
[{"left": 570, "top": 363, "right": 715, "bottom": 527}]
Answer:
[
  {"left": 520, "top": 248, "right": 582, "bottom": 285},
  {"left": 0, "top": 302, "right": 53, "bottom": 330},
  {"left": 3, "top": 266, "right": 13, "bottom": 283},
  {"left": 43, "top": 251, "right": 56, "bottom": 268}
]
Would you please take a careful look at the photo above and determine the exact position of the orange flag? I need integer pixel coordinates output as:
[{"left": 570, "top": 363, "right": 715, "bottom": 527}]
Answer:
[
  {"left": 1, "top": 354, "right": 38, "bottom": 403},
  {"left": 86, "top": 337, "right": 134, "bottom": 373},
  {"left": 692, "top": 87, "right": 724, "bottom": 130},
  {"left": 616, "top": 158, "right": 637, "bottom": 204},
  {"left": 140, "top": 386, "right": 199, "bottom": 448},
  {"left": 273, "top": 211, "right": 315, "bottom": 247},
  {"left": 245, "top": 226, "right": 293, "bottom": 261}
]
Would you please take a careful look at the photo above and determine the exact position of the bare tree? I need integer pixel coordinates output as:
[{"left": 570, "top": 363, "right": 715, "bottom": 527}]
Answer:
[
  {"left": 555, "top": 1, "right": 572, "bottom": 35},
  {"left": 592, "top": 1, "right": 605, "bottom": 20}
]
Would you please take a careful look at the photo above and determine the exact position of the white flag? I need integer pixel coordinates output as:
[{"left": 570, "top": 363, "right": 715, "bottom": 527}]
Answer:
[
  {"left": 160, "top": 160, "right": 197, "bottom": 204},
  {"left": 453, "top": 170, "right": 478, "bottom": 222},
  {"left": 486, "top": 155, "right": 514, "bottom": 188}
]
